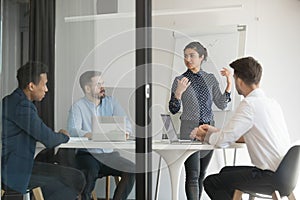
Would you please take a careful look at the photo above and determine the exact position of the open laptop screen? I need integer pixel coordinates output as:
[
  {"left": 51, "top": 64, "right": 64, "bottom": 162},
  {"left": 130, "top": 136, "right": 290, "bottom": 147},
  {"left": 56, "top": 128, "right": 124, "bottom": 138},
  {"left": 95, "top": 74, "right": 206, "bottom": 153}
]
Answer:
[
  {"left": 92, "top": 116, "right": 126, "bottom": 141},
  {"left": 161, "top": 114, "right": 203, "bottom": 144},
  {"left": 160, "top": 114, "right": 179, "bottom": 142}
]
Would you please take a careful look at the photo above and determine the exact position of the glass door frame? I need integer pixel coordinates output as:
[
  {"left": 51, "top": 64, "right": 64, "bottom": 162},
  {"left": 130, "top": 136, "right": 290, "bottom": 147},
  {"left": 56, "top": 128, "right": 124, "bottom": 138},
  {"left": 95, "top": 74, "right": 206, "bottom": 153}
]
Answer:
[{"left": 136, "top": 0, "right": 152, "bottom": 199}]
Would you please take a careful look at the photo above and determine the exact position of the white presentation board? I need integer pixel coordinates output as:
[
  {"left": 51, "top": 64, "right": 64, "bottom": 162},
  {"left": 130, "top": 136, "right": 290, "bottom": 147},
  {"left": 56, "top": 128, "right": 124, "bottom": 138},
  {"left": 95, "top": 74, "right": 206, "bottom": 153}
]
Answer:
[{"left": 171, "top": 27, "right": 240, "bottom": 111}]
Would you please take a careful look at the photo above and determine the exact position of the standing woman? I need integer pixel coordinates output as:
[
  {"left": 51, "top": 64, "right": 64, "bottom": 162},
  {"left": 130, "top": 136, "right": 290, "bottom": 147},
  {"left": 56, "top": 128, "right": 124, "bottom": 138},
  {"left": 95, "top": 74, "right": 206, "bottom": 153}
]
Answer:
[{"left": 169, "top": 41, "right": 232, "bottom": 199}]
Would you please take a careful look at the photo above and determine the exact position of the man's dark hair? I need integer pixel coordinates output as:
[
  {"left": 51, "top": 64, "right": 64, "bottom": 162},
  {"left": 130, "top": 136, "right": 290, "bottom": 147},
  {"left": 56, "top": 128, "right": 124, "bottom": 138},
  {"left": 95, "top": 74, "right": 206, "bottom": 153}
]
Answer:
[
  {"left": 17, "top": 62, "right": 49, "bottom": 89},
  {"left": 79, "top": 71, "right": 102, "bottom": 92},
  {"left": 229, "top": 56, "right": 262, "bottom": 85}
]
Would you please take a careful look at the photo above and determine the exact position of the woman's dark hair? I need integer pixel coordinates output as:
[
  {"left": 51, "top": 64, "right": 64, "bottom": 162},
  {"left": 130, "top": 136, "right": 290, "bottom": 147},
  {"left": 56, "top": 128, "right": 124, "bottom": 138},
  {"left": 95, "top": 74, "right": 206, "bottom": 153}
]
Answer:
[
  {"left": 229, "top": 56, "right": 262, "bottom": 85},
  {"left": 17, "top": 62, "right": 48, "bottom": 89},
  {"left": 79, "top": 70, "right": 102, "bottom": 92},
  {"left": 184, "top": 41, "right": 208, "bottom": 61}
]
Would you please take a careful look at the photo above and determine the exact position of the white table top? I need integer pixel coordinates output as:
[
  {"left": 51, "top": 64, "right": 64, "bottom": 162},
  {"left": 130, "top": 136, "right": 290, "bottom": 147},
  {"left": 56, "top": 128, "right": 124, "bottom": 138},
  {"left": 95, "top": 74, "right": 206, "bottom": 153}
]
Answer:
[{"left": 54, "top": 137, "right": 245, "bottom": 150}]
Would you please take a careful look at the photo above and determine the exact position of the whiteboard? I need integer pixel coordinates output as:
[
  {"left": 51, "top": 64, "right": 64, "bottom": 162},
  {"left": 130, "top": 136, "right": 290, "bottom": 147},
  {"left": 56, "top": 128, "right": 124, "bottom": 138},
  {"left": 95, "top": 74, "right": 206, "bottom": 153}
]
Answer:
[{"left": 171, "top": 29, "right": 240, "bottom": 111}]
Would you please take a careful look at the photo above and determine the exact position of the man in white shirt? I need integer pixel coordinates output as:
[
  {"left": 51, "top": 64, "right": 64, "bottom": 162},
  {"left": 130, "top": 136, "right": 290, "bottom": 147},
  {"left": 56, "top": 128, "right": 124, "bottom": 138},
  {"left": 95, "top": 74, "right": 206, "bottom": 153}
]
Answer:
[{"left": 190, "top": 56, "right": 291, "bottom": 200}]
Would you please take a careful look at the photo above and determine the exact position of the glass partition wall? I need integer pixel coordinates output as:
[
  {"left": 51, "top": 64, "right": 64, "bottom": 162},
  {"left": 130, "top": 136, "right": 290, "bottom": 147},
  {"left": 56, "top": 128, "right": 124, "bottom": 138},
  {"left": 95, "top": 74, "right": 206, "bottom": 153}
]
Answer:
[
  {"left": 1, "top": 0, "right": 248, "bottom": 199},
  {"left": 56, "top": 0, "right": 152, "bottom": 199},
  {"left": 151, "top": 1, "right": 246, "bottom": 200}
]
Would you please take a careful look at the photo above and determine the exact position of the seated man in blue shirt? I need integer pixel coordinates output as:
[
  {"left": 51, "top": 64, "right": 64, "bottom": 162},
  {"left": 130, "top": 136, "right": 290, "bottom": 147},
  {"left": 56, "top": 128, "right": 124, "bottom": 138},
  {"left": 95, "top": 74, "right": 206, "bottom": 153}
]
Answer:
[
  {"left": 1, "top": 62, "right": 85, "bottom": 200},
  {"left": 67, "top": 71, "right": 135, "bottom": 200}
]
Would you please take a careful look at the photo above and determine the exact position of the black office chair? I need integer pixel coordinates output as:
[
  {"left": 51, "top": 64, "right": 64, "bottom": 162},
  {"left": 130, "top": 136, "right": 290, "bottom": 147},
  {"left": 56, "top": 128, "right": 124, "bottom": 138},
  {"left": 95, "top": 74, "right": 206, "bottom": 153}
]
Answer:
[
  {"left": 55, "top": 148, "right": 120, "bottom": 200},
  {"left": 233, "top": 145, "right": 300, "bottom": 200},
  {"left": 34, "top": 148, "right": 86, "bottom": 199}
]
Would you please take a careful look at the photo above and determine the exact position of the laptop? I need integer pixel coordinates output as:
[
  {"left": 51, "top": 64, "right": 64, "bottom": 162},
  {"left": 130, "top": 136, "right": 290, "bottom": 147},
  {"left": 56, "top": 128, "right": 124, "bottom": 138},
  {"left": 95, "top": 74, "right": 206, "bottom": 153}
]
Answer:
[
  {"left": 160, "top": 114, "right": 202, "bottom": 144},
  {"left": 92, "top": 116, "right": 127, "bottom": 142}
]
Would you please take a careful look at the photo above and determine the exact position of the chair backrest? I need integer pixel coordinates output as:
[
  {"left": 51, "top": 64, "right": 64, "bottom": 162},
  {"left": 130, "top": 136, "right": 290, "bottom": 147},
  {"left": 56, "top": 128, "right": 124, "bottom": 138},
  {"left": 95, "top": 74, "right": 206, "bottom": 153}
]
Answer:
[
  {"left": 54, "top": 148, "right": 78, "bottom": 168},
  {"left": 274, "top": 145, "right": 300, "bottom": 196}
]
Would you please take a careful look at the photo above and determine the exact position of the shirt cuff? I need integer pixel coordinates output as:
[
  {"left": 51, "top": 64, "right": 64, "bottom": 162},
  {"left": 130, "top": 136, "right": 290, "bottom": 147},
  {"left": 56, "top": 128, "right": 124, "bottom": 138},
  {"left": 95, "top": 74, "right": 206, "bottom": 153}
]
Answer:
[
  {"left": 169, "top": 96, "right": 181, "bottom": 112},
  {"left": 70, "top": 128, "right": 88, "bottom": 137},
  {"left": 225, "top": 91, "right": 231, "bottom": 103},
  {"left": 208, "top": 131, "right": 230, "bottom": 148}
]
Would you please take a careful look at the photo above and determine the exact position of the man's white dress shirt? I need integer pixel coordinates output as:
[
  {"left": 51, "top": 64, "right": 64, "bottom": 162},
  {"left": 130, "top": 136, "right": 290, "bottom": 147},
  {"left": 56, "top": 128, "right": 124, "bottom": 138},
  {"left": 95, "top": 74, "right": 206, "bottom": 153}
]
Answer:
[{"left": 208, "top": 88, "right": 290, "bottom": 171}]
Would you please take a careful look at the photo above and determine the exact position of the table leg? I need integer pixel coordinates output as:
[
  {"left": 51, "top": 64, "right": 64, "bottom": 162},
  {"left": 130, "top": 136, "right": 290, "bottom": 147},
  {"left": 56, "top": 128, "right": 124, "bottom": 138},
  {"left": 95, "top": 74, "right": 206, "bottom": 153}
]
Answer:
[
  {"left": 154, "top": 156, "right": 162, "bottom": 200},
  {"left": 155, "top": 150, "right": 198, "bottom": 200}
]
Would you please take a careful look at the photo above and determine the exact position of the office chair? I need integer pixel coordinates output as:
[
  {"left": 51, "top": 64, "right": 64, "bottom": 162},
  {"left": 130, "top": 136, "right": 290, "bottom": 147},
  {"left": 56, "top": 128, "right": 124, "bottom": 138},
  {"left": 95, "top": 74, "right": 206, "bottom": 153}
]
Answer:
[
  {"left": 1, "top": 186, "right": 44, "bottom": 200},
  {"left": 55, "top": 148, "right": 120, "bottom": 200},
  {"left": 233, "top": 145, "right": 300, "bottom": 200}
]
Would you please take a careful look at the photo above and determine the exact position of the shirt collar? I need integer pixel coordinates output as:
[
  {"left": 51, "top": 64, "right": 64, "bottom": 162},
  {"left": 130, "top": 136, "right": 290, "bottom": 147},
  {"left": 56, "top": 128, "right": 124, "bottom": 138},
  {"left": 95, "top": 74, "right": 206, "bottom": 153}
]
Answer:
[
  {"left": 185, "top": 69, "right": 204, "bottom": 76},
  {"left": 83, "top": 96, "right": 102, "bottom": 107},
  {"left": 246, "top": 88, "right": 265, "bottom": 98}
]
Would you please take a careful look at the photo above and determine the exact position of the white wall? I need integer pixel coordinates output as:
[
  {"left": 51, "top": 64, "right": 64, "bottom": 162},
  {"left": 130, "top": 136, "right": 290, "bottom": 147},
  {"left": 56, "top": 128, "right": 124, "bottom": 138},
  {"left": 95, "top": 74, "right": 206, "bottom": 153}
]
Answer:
[
  {"left": 152, "top": 0, "right": 300, "bottom": 142},
  {"left": 55, "top": 0, "right": 136, "bottom": 131}
]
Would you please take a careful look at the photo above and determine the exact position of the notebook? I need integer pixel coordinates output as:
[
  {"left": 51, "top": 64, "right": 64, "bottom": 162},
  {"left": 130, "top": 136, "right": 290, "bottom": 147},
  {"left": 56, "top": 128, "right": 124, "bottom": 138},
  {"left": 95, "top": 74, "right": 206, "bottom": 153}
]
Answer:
[
  {"left": 160, "top": 114, "right": 202, "bottom": 144},
  {"left": 92, "top": 116, "right": 127, "bottom": 142}
]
